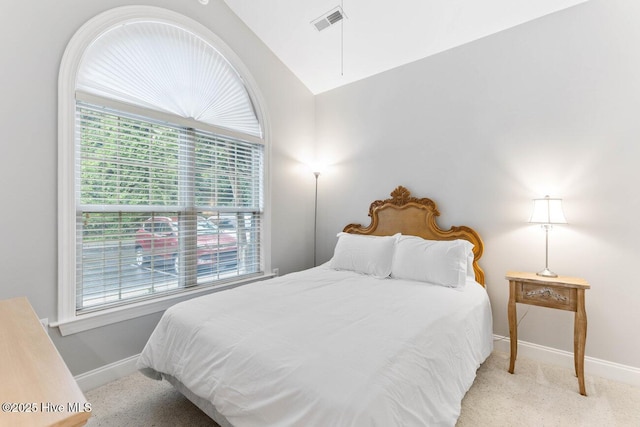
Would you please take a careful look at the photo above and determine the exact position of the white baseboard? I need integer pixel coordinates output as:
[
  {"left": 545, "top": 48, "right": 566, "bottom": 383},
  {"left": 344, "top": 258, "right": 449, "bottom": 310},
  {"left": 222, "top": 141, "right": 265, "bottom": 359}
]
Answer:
[
  {"left": 74, "top": 339, "right": 640, "bottom": 393},
  {"left": 493, "top": 334, "right": 640, "bottom": 388},
  {"left": 75, "top": 354, "right": 140, "bottom": 392}
]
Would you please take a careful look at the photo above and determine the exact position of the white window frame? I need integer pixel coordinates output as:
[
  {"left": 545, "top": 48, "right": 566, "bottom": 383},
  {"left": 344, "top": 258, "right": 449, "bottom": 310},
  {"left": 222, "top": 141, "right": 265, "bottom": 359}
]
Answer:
[{"left": 55, "top": 6, "right": 271, "bottom": 336}]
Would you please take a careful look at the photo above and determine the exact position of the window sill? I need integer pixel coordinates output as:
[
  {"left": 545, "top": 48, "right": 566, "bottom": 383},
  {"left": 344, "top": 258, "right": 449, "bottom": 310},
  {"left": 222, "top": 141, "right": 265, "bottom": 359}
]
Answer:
[{"left": 51, "top": 274, "right": 274, "bottom": 336}]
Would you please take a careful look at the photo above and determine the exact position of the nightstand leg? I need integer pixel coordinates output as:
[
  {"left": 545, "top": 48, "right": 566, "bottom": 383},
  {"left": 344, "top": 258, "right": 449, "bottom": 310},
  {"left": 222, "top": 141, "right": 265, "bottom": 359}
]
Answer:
[
  {"left": 575, "top": 289, "right": 587, "bottom": 396},
  {"left": 508, "top": 280, "right": 517, "bottom": 374}
]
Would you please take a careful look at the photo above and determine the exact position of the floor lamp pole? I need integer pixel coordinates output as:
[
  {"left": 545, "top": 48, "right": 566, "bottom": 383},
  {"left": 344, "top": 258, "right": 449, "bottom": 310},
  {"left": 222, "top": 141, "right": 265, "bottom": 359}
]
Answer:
[{"left": 313, "top": 171, "right": 320, "bottom": 266}]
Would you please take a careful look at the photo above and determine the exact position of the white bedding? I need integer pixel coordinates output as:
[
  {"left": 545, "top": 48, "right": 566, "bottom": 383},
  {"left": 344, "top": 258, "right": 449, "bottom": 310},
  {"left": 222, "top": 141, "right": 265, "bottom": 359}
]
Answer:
[{"left": 138, "top": 265, "right": 493, "bottom": 427}]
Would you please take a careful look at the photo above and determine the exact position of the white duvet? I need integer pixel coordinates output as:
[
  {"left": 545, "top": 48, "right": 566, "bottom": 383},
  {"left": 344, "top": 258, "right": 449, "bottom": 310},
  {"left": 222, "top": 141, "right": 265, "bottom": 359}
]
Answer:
[{"left": 138, "top": 266, "right": 493, "bottom": 427}]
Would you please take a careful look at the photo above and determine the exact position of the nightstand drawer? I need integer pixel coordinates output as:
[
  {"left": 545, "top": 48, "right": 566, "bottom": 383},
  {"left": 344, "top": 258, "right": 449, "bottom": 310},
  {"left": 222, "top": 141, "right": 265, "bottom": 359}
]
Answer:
[{"left": 515, "top": 281, "right": 577, "bottom": 311}]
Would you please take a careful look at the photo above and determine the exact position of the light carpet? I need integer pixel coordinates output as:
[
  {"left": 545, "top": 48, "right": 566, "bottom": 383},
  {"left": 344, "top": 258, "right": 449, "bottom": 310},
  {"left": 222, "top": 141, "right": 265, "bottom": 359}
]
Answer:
[{"left": 85, "top": 351, "right": 640, "bottom": 426}]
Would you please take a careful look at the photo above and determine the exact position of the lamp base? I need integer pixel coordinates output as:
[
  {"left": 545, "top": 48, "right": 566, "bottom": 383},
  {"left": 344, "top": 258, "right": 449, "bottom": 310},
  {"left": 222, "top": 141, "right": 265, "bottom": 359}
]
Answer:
[{"left": 536, "top": 268, "right": 558, "bottom": 278}]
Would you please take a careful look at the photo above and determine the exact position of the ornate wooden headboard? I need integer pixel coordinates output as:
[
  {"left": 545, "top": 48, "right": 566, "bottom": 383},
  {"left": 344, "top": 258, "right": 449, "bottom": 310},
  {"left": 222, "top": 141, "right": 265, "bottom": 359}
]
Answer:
[{"left": 343, "top": 186, "right": 485, "bottom": 286}]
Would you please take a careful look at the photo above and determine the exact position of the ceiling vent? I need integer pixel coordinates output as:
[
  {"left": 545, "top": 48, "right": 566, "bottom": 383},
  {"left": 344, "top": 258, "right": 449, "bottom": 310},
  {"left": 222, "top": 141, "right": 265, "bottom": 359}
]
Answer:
[{"left": 311, "top": 6, "right": 346, "bottom": 32}]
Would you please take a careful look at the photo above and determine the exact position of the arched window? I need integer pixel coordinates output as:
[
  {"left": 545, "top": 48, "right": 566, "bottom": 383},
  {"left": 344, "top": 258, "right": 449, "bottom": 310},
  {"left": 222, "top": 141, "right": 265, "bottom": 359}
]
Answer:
[{"left": 57, "top": 7, "right": 268, "bottom": 334}]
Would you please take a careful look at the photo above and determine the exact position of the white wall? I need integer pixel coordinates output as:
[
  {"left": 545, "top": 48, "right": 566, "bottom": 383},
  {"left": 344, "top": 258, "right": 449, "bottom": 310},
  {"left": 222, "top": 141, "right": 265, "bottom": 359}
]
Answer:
[
  {"left": 2, "top": 0, "right": 638, "bottom": 378},
  {"left": 0, "top": 0, "right": 315, "bottom": 374},
  {"left": 315, "top": 0, "right": 640, "bottom": 369}
]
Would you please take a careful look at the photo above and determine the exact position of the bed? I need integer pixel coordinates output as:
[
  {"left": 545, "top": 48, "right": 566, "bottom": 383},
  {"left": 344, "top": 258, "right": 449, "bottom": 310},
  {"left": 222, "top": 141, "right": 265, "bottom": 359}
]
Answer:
[{"left": 137, "top": 186, "right": 493, "bottom": 426}]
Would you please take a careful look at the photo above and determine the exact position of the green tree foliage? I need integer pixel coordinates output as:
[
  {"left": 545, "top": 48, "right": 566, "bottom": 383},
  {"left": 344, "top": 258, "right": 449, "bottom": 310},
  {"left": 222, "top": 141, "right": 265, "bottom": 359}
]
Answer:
[{"left": 78, "top": 104, "right": 262, "bottom": 242}]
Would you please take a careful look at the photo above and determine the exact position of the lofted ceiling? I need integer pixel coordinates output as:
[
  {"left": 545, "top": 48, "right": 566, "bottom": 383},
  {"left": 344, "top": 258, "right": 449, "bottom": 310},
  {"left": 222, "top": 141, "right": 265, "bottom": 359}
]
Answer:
[{"left": 222, "top": 0, "right": 589, "bottom": 94}]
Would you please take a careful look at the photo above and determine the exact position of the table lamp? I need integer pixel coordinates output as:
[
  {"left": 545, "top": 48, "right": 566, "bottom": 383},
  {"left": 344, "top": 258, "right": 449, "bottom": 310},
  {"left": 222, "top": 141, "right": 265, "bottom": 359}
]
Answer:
[{"left": 529, "top": 195, "right": 567, "bottom": 277}]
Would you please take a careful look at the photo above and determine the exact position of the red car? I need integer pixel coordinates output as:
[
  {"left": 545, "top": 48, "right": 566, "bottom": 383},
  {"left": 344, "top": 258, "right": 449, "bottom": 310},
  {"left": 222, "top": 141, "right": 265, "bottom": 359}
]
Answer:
[{"left": 135, "top": 216, "right": 237, "bottom": 274}]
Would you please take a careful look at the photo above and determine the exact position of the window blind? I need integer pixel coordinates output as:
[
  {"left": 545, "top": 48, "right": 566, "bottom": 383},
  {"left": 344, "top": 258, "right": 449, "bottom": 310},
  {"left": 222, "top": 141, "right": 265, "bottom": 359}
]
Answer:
[
  {"left": 76, "top": 21, "right": 262, "bottom": 138},
  {"left": 76, "top": 103, "right": 263, "bottom": 312}
]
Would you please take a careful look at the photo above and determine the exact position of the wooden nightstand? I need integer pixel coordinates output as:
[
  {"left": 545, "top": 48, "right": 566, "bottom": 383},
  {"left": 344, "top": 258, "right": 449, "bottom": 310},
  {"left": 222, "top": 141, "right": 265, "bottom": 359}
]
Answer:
[{"left": 505, "top": 271, "right": 590, "bottom": 396}]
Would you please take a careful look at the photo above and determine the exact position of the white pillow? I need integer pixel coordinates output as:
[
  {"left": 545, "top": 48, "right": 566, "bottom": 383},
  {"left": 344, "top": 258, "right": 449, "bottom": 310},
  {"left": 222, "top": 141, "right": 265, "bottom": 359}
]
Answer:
[
  {"left": 391, "top": 236, "right": 474, "bottom": 287},
  {"left": 466, "top": 253, "right": 475, "bottom": 279},
  {"left": 330, "top": 232, "right": 398, "bottom": 278}
]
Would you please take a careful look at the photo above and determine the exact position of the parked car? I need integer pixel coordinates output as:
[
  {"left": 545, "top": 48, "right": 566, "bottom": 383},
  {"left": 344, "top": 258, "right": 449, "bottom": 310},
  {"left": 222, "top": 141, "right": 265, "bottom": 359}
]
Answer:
[
  {"left": 207, "top": 214, "right": 237, "bottom": 233},
  {"left": 135, "top": 216, "right": 237, "bottom": 274}
]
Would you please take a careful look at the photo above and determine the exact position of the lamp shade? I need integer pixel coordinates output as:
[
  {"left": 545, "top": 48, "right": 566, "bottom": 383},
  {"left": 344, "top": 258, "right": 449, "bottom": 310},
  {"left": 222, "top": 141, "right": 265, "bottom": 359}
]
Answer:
[{"left": 529, "top": 196, "right": 567, "bottom": 224}]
